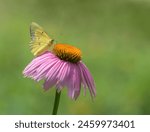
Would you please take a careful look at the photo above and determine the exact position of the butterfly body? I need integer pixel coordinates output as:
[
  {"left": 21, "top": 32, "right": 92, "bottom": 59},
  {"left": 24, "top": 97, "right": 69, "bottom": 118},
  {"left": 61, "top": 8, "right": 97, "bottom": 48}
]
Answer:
[{"left": 29, "top": 22, "right": 54, "bottom": 56}]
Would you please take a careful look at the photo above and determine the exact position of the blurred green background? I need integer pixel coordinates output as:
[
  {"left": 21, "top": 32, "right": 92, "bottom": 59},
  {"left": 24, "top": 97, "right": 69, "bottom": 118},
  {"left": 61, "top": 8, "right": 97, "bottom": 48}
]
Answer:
[{"left": 0, "top": 0, "right": 150, "bottom": 115}]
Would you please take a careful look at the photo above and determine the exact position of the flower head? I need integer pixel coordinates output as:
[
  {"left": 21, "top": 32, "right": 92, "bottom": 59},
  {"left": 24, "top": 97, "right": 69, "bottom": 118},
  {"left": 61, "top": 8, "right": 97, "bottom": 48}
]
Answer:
[{"left": 23, "top": 44, "right": 96, "bottom": 100}]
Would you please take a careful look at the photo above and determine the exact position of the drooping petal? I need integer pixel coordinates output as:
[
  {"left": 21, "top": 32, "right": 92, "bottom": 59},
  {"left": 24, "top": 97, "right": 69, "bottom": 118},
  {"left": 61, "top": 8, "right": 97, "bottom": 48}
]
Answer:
[
  {"left": 43, "top": 60, "right": 65, "bottom": 90},
  {"left": 78, "top": 61, "right": 96, "bottom": 98},
  {"left": 55, "top": 61, "right": 71, "bottom": 91},
  {"left": 43, "top": 78, "right": 57, "bottom": 90},
  {"left": 23, "top": 55, "right": 51, "bottom": 73},
  {"left": 73, "top": 65, "right": 81, "bottom": 99},
  {"left": 65, "top": 63, "right": 81, "bottom": 99},
  {"left": 23, "top": 52, "right": 54, "bottom": 78},
  {"left": 34, "top": 59, "right": 58, "bottom": 81}
]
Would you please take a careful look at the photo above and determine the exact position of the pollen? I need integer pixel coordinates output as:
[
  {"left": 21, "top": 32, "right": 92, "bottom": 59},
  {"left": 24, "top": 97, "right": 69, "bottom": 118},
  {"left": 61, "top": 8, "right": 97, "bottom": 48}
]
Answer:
[{"left": 53, "top": 44, "right": 82, "bottom": 63}]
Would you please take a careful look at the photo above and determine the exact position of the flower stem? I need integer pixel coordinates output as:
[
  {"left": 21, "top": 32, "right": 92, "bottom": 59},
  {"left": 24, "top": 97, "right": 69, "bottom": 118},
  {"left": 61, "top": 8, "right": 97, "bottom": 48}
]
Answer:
[{"left": 52, "top": 90, "right": 61, "bottom": 115}]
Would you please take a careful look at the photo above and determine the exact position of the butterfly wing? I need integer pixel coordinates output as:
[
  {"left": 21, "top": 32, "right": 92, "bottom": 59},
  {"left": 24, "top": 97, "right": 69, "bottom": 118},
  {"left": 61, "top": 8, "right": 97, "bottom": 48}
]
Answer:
[{"left": 29, "top": 22, "right": 54, "bottom": 56}]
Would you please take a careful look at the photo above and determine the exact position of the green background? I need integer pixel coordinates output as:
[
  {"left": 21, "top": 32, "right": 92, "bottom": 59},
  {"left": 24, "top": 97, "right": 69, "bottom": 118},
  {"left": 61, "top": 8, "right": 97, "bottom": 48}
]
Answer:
[{"left": 0, "top": 0, "right": 150, "bottom": 114}]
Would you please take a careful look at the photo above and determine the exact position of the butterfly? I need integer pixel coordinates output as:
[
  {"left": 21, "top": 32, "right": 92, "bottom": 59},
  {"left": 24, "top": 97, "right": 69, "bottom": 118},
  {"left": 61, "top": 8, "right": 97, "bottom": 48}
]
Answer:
[{"left": 29, "top": 22, "right": 54, "bottom": 56}]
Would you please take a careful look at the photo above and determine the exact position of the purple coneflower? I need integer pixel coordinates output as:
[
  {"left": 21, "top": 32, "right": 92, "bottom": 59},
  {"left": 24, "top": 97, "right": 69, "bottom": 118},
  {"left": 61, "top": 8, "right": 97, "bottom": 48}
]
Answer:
[{"left": 23, "top": 44, "right": 96, "bottom": 114}]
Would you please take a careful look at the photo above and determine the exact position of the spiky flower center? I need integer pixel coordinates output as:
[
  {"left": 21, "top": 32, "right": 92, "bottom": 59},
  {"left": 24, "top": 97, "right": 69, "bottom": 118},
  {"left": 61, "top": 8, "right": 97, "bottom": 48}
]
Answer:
[{"left": 53, "top": 44, "right": 82, "bottom": 63}]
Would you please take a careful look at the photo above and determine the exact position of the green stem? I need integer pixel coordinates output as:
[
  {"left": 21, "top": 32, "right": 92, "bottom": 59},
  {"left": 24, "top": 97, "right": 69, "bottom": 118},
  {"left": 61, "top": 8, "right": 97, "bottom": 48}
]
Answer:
[{"left": 52, "top": 90, "right": 61, "bottom": 115}]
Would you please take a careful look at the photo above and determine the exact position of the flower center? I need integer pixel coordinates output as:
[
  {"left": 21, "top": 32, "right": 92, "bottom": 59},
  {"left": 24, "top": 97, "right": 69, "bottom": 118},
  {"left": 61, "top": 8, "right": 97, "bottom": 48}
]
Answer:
[{"left": 53, "top": 44, "right": 82, "bottom": 63}]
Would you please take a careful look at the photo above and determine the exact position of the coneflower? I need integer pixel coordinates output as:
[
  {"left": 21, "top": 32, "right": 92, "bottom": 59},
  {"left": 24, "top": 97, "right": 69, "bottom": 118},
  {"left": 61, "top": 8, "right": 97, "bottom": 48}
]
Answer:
[{"left": 23, "top": 43, "right": 96, "bottom": 114}]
